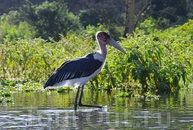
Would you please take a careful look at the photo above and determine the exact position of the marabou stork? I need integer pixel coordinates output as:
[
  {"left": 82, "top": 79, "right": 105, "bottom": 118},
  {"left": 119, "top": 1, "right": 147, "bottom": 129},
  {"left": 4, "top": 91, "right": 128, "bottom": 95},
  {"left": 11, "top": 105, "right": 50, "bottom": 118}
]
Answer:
[{"left": 44, "top": 31, "right": 126, "bottom": 110}]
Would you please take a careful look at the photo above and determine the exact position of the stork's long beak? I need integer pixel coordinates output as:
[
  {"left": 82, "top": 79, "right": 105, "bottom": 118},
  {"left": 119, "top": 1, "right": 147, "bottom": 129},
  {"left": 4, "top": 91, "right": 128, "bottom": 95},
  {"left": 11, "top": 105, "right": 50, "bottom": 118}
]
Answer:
[{"left": 106, "top": 37, "right": 126, "bottom": 54}]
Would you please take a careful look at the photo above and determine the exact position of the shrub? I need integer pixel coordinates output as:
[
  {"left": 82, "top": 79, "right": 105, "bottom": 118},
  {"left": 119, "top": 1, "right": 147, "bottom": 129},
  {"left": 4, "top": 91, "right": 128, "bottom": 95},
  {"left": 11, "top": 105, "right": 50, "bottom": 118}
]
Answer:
[
  {"left": 0, "top": 11, "right": 35, "bottom": 42},
  {"left": 90, "top": 20, "right": 193, "bottom": 95}
]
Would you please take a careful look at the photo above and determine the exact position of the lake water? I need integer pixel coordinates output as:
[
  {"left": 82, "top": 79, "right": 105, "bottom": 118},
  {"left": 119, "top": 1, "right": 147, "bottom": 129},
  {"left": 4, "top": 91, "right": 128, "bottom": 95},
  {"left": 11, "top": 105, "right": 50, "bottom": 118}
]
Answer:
[{"left": 0, "top": 88, "right": 193, "bottom": 130}]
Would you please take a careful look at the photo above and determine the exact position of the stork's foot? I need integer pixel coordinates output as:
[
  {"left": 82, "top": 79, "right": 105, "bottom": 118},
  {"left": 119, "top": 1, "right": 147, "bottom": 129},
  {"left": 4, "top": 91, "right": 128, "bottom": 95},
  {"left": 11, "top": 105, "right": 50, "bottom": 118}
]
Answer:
[
  {"left": 74, "top": 102, "right": 108, "bottom": 111},
  {"left": 74, "top": 103, "right": 103, "bottom": 111},
  {"left": 78, "top": 102, "right": 103, "bottom": 108}
]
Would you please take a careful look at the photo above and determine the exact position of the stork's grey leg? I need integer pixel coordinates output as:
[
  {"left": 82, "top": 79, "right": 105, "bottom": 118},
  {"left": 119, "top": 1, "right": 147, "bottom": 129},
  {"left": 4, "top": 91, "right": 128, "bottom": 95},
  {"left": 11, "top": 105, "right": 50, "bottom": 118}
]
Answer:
[
  {"left": 78, "top": 85, "right": 102, "bottom": 108},
  {"left": 74, "top": 86, "right": 81, "bottom": 110}
]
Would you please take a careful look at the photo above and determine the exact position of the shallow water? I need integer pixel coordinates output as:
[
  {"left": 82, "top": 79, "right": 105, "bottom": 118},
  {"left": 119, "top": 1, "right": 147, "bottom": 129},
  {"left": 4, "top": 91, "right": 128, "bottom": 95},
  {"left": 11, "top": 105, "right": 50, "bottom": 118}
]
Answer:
[{"left": 0, "top": 89, "right": 193, "bottom": 129}]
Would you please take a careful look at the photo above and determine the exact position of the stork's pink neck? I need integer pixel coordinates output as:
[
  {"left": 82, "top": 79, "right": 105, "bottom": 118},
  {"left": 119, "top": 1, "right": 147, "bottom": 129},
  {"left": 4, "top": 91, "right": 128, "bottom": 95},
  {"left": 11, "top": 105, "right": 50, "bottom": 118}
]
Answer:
[{"left": 97, "top": 38, "right": 107, "bottom": 59}]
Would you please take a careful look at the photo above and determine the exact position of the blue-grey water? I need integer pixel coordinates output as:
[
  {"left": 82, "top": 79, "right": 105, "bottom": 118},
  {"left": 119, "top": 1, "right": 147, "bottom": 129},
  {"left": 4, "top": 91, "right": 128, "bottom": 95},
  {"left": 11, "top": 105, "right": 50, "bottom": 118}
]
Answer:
[{"left": 0, "top": 88, "right": 193, "bottom": 130}]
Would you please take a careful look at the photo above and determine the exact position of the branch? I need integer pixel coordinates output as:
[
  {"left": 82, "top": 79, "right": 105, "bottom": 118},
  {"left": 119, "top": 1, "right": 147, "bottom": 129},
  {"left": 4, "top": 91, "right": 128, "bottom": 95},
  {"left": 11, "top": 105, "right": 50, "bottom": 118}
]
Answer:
[
  {"left": 137, "top": 0, "right": 152, "bottom": 16},
  {"left": 135, "top": 0, "right": 152, "bottom": 27}
]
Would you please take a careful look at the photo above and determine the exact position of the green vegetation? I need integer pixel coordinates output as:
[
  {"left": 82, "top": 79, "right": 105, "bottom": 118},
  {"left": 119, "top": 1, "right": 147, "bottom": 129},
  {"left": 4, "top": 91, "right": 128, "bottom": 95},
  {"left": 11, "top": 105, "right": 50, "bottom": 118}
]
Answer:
[
  {"left": 0, "top": 11, "right": 35, "bottom": 42},
  {"left": 0, "top": 1, "right": 193, "bottom": 100},
  {"left": 94, "top": 20, "right": 193, "bottom": 97},
  {"left": 1, "top": 18, "right": 193, "bottom": 98}
]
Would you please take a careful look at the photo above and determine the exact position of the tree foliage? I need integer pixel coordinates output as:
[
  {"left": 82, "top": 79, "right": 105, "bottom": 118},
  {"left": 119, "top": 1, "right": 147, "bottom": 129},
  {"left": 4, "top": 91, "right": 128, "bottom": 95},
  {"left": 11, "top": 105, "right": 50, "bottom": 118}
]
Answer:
[
  {"left": 79, "top": 0, "right": 124, "bottom": 27},
  {"left": 151, "top": 0, "right": 187, "bottom": 23},
  {"left": 0, "top": 0, "right": 192, "bottom": 39},
  {"left": 21, "top": 1, "right": 82, "bottom": 41}
]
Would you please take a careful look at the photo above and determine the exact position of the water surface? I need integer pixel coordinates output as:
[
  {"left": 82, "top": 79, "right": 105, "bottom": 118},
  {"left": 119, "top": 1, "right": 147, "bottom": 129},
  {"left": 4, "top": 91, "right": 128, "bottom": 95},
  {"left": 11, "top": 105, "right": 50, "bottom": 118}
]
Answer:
[{"left": 0, "top": 89, "right": 193, "bottom": 129}]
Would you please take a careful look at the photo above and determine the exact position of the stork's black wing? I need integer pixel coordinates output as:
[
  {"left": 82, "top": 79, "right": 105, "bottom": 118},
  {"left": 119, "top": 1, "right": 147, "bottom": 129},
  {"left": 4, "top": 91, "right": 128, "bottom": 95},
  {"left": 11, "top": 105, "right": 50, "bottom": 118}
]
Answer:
[{"left": 44, "top": 53, "right": 103, "bottom": 88}]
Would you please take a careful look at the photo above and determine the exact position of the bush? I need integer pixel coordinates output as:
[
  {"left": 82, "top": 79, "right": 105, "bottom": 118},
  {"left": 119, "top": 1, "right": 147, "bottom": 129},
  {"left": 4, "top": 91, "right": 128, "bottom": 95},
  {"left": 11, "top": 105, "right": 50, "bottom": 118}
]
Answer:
[{"left": 0, "top": 11, "right": 35, "bottom": 42}]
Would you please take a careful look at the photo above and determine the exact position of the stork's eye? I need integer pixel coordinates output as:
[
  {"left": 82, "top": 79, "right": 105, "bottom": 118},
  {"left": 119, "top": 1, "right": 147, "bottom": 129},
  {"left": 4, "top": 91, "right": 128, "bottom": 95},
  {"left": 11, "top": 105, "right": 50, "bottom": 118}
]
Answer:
[
  {"left": 97, "top": 33, "right": 103, "bottom": 38},
  {"left": 103, "top": 32, "right": 110, "bottom": 38}
]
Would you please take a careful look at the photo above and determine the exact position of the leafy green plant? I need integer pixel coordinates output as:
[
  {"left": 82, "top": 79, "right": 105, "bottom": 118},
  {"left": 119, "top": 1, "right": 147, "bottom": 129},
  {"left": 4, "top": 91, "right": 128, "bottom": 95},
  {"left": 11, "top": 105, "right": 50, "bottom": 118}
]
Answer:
[{"left": 89, "top": 20, "right": 193, "bottom": 95}]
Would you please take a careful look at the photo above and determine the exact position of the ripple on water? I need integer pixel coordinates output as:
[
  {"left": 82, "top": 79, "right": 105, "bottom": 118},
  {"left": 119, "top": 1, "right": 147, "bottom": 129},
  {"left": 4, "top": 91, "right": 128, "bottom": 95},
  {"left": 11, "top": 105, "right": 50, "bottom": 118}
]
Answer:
[{"left": 1, "top": 90, "right": 193, "bottom": 129}]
